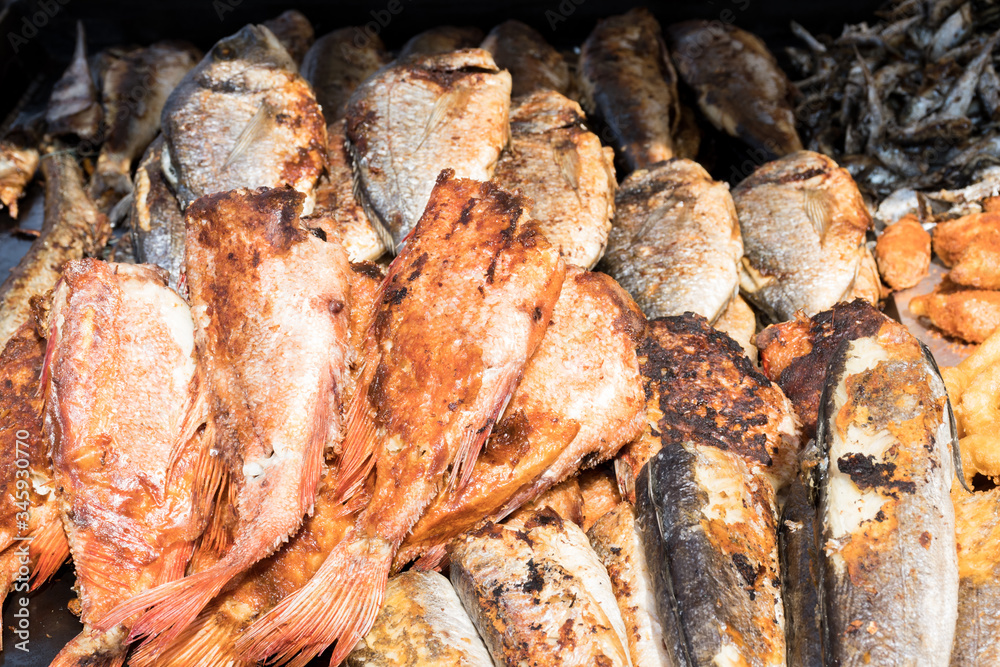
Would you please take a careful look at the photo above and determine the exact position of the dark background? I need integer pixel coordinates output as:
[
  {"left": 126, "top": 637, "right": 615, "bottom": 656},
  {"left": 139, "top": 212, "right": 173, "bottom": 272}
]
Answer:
[{"left": 0, "top": 1, "right": 884, "bottom": 665}]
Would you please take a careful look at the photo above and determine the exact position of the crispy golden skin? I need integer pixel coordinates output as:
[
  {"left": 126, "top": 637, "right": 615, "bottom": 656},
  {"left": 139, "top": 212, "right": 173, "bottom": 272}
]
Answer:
[
  {"left": 933, "top": 212, "right": 1000, "bottom": 267},
  {"left": 875, "top": 215, "right": 931, "bottom": 290},
  {"left": 910, "top": 279, "right": 1000, "bottom": 342},
  {"left": 481, "top": 20, "right": 570, "bottom": 97}
]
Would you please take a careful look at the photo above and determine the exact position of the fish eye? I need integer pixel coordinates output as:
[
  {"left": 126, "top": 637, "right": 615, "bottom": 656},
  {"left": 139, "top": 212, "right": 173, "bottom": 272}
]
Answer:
[{"left": 214, "top": 44, "right": 236, "bottom": 61}]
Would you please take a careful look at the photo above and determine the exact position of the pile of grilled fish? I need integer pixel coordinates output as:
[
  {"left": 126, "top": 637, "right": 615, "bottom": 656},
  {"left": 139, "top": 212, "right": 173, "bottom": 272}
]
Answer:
[{"left": 0, "top": 5, "right": 991, "bottom": 667}]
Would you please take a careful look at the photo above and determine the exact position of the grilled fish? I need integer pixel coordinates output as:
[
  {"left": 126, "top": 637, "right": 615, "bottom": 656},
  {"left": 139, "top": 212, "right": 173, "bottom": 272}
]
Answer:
[
  {"left": 345, "top": 49, "right": 511, "bottom": 249},
  {"left": 128, "top": 136, "right": 186, "bottom": 289},
  {"left": 588, "top": 502, "right": 674, "bottom": 667},
  {"left": 480, "top": 20, "right": 570, "bottom": 97},
  {"left": 43, "top": 260, "right": 212, "bottom": 667},
  {"left": 451, "top": 510, "right": 632, "bottom": 667},
  {"left": 578, "top": 8, "right": 680, "bottom": 173},
  {"left": 397, "top": 267, "right": 645, "bottom": 568},
  {"left": 816, "top": 317, "right": 958, "bottom": 665},
  {"left": 732, "top": 151, "right": 876, "bottom": 322},
  {"left": 88, "top": 42, "right": 200, "bottom": 211},
  {"left": 399, "top": 26, "right": 485, "bottom": 58},
  {"left": 602, "top": 158, "right": 743, "bottom": 324},
  {"left": 263, "top": 10, "right": 314, "bottom": 65},
  {"left": 160, "top": 24, "right": 326, "bottom": 210},
  {"left": 0, "top": 152, "right": 110, "bottom": 346},
  {"left": 237, "top": 175, "right": 565, "bottom": 666},
  {"left": 778, "top": 474, "right": 823, "bottom": 667},
  {"left": 492, "top": 90, "right": 616, "bottom": 269},
  {"left": 0, "top": 141, "right": 39, "bottom": 218},
  {"left": 667, "top": 21, "right": 803, "bottom": 159},
  {"left": 615, "top": 314, "right": 800, "bottom": 503},
  {"left": 346, "top": 571, "right": 494, "bottom": 667},
  {"left": 301, "top": 29, "right": 390, "bottom": 123},
  {"left": 45, "top": 22, "right": 102, "bottom": 140},
  {"left": 951, "top": 484, "right": 1000, "bottom": 666},
  {"left": 579, "top": 465, "right": 622, "bottom": 532},
  {"left": 100, "top": 187, "right": 353, "bottom": 652}
]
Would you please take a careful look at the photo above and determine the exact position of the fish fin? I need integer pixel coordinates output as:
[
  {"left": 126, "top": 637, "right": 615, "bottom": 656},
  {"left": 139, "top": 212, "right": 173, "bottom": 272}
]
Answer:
[
  {"left": 236, "top": 534, "right": 394, "bottom": 667},
  {"left": 333, "top": 359, "right": 379, "bottom": 501},
  {"left": 300, "top": 372, "right": 332, "bottom": 512},
  {"left": 554, "top": 142, "right": 581, "bottom": 193},
  {"left": 28, "top": 515, "right": 70, "bottom": 590},
  {"left": 165, "top": 374, "right": 209, "bottom": 493},
  {"left": 613, "top": 457, "right": 637, "bottom": 505},
  {"left": 129, "top": 608, "right": 248, "bottom": 667},
  {"left": 50, "top": 628, "right": 128, "bottom": 667},
  {"left": 223, "top": 102, "right": 272, "bottom": 171},
  {"left": 413, "top": 543, "right": 448, "bottom": 572},
  {"left": 417, "top": 87, "right": 473, "bottom": 152},
  {"left": 189, "top": 463, "right": 235, "bottom": 572},
  {"left": 803, "top": 189, "right": 833, "bottom": 241}
]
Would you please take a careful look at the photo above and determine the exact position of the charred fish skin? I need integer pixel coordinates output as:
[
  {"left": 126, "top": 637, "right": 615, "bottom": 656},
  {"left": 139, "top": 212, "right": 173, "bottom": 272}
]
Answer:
[
  {"left": 778, "top": 473, "right": 824, "bottom": 667},
  {"left": 667, "top": 21, "right": 803, "bottom": 160},
  {"left": 492, "top": 90, "right": 617, "bottom": 270},
  {"left": 481, "top": 20, "right": 571, "bottom": 97},
  {"left": 301, "top": 28, "right": 390, "bottom": 123},
  {"left": 602, "top": 158, "right": 743, "bottom": 323},
  {"left": 732, "top": 151, "right": 875, "bottom": 322},
  {"left": 161, "top": 24, "right": 326, "bottom": 211},
  {"left": 45, "top": 22, "right": 102, "bottom": 141},
  {"left": 346, "top": 49, "right": 511, "bottom": 250},
  {"left": 817, "top": 322, "right": 958, "bottom": 666},
  {"left": 346, "top": 571, "right": 494, "bottom": 667},
  {"left": 129, "top": 136, "right": 186, "bottom": 289},
  {"left": 578, "top": 8, "right": 680, "bottom": 173}
]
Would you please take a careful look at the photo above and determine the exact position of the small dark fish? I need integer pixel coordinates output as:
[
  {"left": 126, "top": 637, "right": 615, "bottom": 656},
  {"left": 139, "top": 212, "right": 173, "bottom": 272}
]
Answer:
[
  {"left": 398, "top": 26, "right": 484, "bottom": 58},
  {"left": 978, "top": 61, "right": 1000, "bottom": 120},
  {"left": 262, "top": 10, "right": 314, "bottom": 65},
  {"left": 301, "top": 28, "right": 390, "bottom": 123},
  {"left": 480, "top": 20, "right": 570, "bottom": 97},
  {"left": 778, "top": 474, "right": 824, "bottom": 667},
  {"left": 45, "top": 22, "right": 102, "bottom": 140},
  {"left": 128, "top": 136, "right": 186, "bottom": 289}
]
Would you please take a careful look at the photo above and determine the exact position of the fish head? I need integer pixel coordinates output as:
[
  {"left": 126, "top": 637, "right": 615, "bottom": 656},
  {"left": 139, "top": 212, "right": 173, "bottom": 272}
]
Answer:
[{"left": 205, "top": 24, "right": 297, "bottom": 75}]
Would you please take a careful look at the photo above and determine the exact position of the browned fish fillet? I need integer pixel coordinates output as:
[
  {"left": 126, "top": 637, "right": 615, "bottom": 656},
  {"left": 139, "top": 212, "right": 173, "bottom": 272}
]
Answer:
[
  {"left": 481, "top": 20, "right": 570, "bottom": 97},
  {"left": 492, "top": 90, "right": 616, "bottom": 269},
  {"left": 910, "top": 280, "right": 1000, "bottom": 342},
  {"left": 874, "top": 215, "right": 931, "bottom": 290},
  {"left": 263, "top": 10, "right": 314, "bottom": 65},
  {"left": 399, "top": 26, "right": 484, "bottom": 58},
  {"left": 504, "top": 476, "right": 584, "bottom": 528},
  {"left": 301, "top": 28, "right": 390, "bottom": 123}
]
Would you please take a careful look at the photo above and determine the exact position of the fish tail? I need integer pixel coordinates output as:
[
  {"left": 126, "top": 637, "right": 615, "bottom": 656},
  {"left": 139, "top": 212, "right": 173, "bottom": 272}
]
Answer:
[
  {"left": 236, "top": 532, "right": 394, "bottom": 667},
  {"left": 412, "top": 543, "right": 448, "bottom": 572},
  {"left": 129, "top": 609, "right": 247, "bottom": 667},
  {"left": 28, "top": 514, "right": 70, "bottom": 590},
  {"left": 50, "top": 626, "right": 128, "bottom": 667}
]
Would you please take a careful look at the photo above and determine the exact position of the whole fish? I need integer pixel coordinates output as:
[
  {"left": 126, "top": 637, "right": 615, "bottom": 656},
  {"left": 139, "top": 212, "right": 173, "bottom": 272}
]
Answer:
[
  {"left": 815, "top": 318, "right": 958, "bottom": 665},
  {"left": 128, "top": 136, "right": 186, "bottom": 289},
  {"left": 300, "top": 28, "right": 390, "bottom": 123},
  {"left": 345, "top": 49, "right": 511, "bottom": 249},
  {"left": 480, "top": 20, "right": 570, "bottom": 97},
  {"left": 346, "top": 571, "right": 494, "bottom": 667},
  {"left": 160, "top": 24, "right": 326, "bottom": 210},
  {"left": 99, "top": 187, "right": 353, "bottom": 653},
  {"left": 0, "top": 152, "right": 110, "bottom": 346},
  {"left": 43, "top": 259, "right": 213, "bottom": 667},
  {"left": 950, "top": 484, "right": 1000, "bottom": 666},
  {"left": 396, "top": 267, "right": 645, "bottom": 568},
  {"left": 88, "top": 41, "right": 201, "bottom": 211},
  {"left": 732, "top": 151, "right": 876, "bottom": 322},
  {"left": 398, "top": 26, "right": 484, "bottom": 58},
  {"left": 492, "top": 90, "right": 616, "bottom": 269},
  {"left": 0, "top": 142, "right": 39, "bottom": 218},
  {"left": 451, "top": 510, "right": 632, "bottom": 667},
  {"left": 578, "top": 8, "right": 681, "bottom": 173},
  {"left": 667, "top": 21, "right": 803, "bottom": 159},
  {"left": 602, "top": 158, "right": 743, "bottom": 324},
  {"left": 262, "top": 10, "right": 314, "bottom": 65},
  {"left": 236, "top": 175, "right": 565, "bottom": 667},
  {"left": 45, "top": 22, "right": 102, "bottom": 140}
]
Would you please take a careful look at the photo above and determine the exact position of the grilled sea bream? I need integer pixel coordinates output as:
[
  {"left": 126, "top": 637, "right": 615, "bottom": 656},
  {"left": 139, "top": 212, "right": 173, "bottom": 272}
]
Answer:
[
  {"left": 451, "top": 510, "right": 631, "bottom": 667},
  {"left": 45, "top": 22, "right": 102, "bottom": 140},
  {"left": 346, "top": 571, "right": 493, "bottom": 667},
  {"left": 778, "top": 475, "right": 824, "bottom": 667},
  {"left": 43, "top": 260, "right": 213, "bottom": 667},
  {"left": 480, "top": 20, "right": 570, "bottom": 97},
  {"left": 815, "top": 317, "right": 958, "bottom": 665},
  {"left": 262, "top": 10, "right": 314, "bottom": 65},
  {"left": 100, "top": 188, "right": 353, "bottom": 653},
  {"left": 667, "top": 21, "right": 803, "bottom": 159},
  {"left": 398, "top": 26, "right": 485, "bottom": 58},
  {"left": 492, "top": 90, "right": 616, "bottom": 269},
  {"left": 160, "top": 24, "right": 326, "bottom": 210},
  {"left": 88, "top": 41, "right": 200, "bottom": 210},
  {"left": 128, "top": 137, "right": 186, "bottom": 289},
  {"left": 578, "top": 8, "right": 680, "bottom": 173},
  {"left": 237, "top": 175, "right": 565, "bottom": 667},
  {"left": 732, "top": 151, "right": 878, "bottom": 322},
  {"left": 345, "top": 49, "right": 511, "bottom": 249},
  {"left": 602, "top": 158, "right": 743, "bottom": 324},
  {"left": 396, "top": 267, "right": 645, "bottom": 568},
  {"left": 0, "top": 152, "right": 110, "bottom": 346},
  {"left": 301, "top": 29, "right": 390, "bottom": 122}
]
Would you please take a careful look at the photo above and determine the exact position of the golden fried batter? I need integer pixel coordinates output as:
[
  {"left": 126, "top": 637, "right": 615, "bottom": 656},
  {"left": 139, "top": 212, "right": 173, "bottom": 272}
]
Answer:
[
  {"left": 875, "top": 215, "right": 930, "bottom": 290},
  {"left": 932, "top": 212, "right": 1000, "bottom": 267},
  {"left": 910, "top": 279, "right": 1000, "bottom": 342},
  {"left": 949, "top": 227, "right": 1000, "bottom": 289}
]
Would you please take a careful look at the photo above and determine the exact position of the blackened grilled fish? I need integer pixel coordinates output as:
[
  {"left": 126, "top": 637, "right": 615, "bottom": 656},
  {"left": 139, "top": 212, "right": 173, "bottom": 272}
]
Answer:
[
  {"left": 578, "top": 8, "right": 680, "bottom": 173},
  {"left": 667, "top": 21, "right": 803, "bottom": 159},
  {"left": 345, "top": 49, "right": 511, "bottom": 249},
  {"left": 480, "top": 20, "right": 570, "bottom": 97},
  {"left": 301, "top": 29, "right": 390, "bottom": 123},
  {"left": 45, "top": 22, "right": 102, "bottom": 140},
  {"left": 602, "top": 158, "right": 743, "bottom": 324},
  {"left": 778, "top": 474, "right": 823, "bottom": 667},
  {"left": 263, "top": 10, "right": 314, "bottom": 65},
  {"left": 128, "top": 136, "right": 186, "bottom": 289},
  {"left": 399, "top": 26, "right": 485, "bottom": 58},
  {"left": 160, "top": 24, "right": 326, "bottom": 210},
  {"left": 492, "top": 90, "right": 616, "bottom": 269}
]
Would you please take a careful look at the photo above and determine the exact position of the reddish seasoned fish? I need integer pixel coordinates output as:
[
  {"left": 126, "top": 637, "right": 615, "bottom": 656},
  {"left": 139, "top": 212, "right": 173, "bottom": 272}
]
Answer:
[
  {"left": 99, "top": 188, "right": 353, "bottom": 652},
  {"left": 399, "top": 26, "right": 484, "bottom": 58},
  {"left": 578, "top": 8, "right": 680, "bottom": 173},
  {"left": 481, "top": 20, "right": 570, "bottom": 97},
  {"left": 492, "top": 90, "right": 616, "bottom": 269},
  {"left": 346, "top": 49, "right": 511, "bottom": 249},
  {"left": 301, "top": 29, "right": 390, "bottom": 122},
  {"left": 237, "top": 175, "right": 565, "bottom": 666},
  {"left": 505, "top": 476, "right": 584, "bottom": 528},
  {"left": 396, "top": 267, "right": 645, "bottom": 568},
  {"left": 263, "top": 10, "right": 314, "bottom": 65},
  {"left": 45, "top": 22, "right": 102, "bottom": 140},
  {"left": 43, "top": 260, "right": 213, "bottom": 666}
]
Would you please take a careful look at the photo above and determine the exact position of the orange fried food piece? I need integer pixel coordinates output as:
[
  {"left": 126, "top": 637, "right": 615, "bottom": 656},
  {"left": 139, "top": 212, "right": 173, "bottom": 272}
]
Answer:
[
  {"left": 910, "top": 280, "right": 1000, "bottom": 343},
  {"left": 578, "top": 465, "right": 622, "bottom": 532},
  {"left": 875, "top": 215, "right": 930, "bottom": 290},
  {"left": 949, "top": 227, "right": 1000, "bottom": 289},
  {"left": 932, "top": 212, "right": 1000, "bottom": 267}
]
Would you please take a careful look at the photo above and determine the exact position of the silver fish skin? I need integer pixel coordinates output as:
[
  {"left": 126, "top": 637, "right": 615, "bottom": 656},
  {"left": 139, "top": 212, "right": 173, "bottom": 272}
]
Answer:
[
  {"left": 667, "top": 21, "right": 803, "bottom": 160},
  {"left": 481, "top": 20, "right": 570, "bottom": 97},
  {"left": 399, "top": 26, "right": 484, "bottom": 58},
  {"left": 301, "top": 28, "right": 390, "bottom": 123},
  {"left": 129, "top": 136, "right": 186, "bottom": 289},
  {"left": 602, "top": 158, "right": 743, "bottom": 323},
  {"left": 46, "top": 22, "right": 102, "bottom": 140},
  {"left": 732, "top": 151, "right": 875, "bottom": 322},
  {"left": 492, "top": 90, "right": 616, "bottom": 269},
  {"left": 88, "top": 41, "right": 201, "bottom": 211},
  {"left": 345, "top": 49, "right": 511, "bottom": 250},
  {"left": 346, "top": 571, "right": 493, "bottom": 667},
  {"left": 263, "top": 9, "right": 314, "bottom": 65},
  {"left": 817, "top": 321, "right": 958, "bottom": 666},
  {"left": 160, "top": 24, "right": 326, "bottom": 211},
  {"left": 578, "top": 8, "right": 680, "bottom": 173}
]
